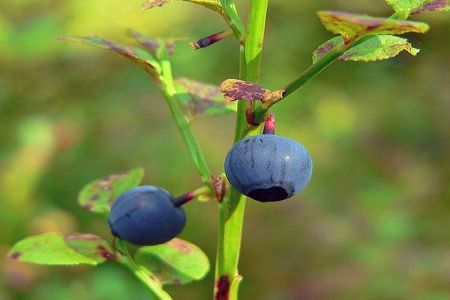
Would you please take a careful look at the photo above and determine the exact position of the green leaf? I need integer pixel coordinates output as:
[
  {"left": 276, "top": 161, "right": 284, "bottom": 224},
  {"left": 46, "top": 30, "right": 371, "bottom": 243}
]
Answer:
[
  {"left": 386, "top": 0, "right": 449, "bottom": 15},
  {"left": 174, "top": 78, "right": 237, "bottom": 120},
  {"left": 78, "top": 168, "right": 144, "bottom": 214},
  {"left": 135, "top": 238, "right": 210, "bottom": 285},
  {"left": 312, "top": 36, "right": 344, "bottom": 64},
  {"left": 317, "top": 11, "right": 429, "bottom": 41},
  {"left": 142, "top": 0, "right": 223, "bottom": 14},
  {"left": 8, "top": 232, "right": 115, "bottom": 265},
  {"left": 312, "top": 35, "right": 419, "bottom": 63},
  {"left": 59, "top": 36, "right": 161, "bottom": 81},
  {"left": 339, "top": 35, "right": 419, "bottom": 62}
]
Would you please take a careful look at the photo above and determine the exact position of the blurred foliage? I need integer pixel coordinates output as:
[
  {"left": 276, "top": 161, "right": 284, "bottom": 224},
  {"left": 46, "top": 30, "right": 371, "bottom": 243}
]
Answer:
[{"left": 0, "top": 0, "right": 449, "bottom": 299}]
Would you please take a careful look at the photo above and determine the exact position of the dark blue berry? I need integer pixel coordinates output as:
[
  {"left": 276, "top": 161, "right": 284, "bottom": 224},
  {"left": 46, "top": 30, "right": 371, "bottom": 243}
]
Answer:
[
  {"left": 224, "top": 134, "right": 313, "bottom": 202},
  {"left": 108, "top": 186, "right": 186, "bottom": 245}
]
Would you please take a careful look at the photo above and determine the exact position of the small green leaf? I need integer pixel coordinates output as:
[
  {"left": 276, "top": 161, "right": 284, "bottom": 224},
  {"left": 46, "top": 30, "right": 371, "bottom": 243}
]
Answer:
[
  {"left": 78, "top": 168, "right": 144, "bottom": 214},
  {"left": 174, "top": 78, "right": 237, "bottom": 120},
  {"left": 312, "top": 35, "right": 419, "bottom": 63},
  {"left": 142, "top": 0, "right": 223, "bottom": 14},
  {"left": 317, "top": 11, "right": 429, "bottom": 41},
  {"left": 8, "top": 232, "right": 115, "bottom": 265},
  {"left": 135, "top": 238, "right": 210, "bottom": 285},
  {"left": 59, "top": 36, "right": 161, "bottom": 81},
  {"left": 339, "top": 35, "right": 419, "bottom": 62},
  {"left": 312, "top": 36, "right": 344, "bottom": 64},
  {"left": 386, "top": 0, "right": 449, "bottom": 15}
]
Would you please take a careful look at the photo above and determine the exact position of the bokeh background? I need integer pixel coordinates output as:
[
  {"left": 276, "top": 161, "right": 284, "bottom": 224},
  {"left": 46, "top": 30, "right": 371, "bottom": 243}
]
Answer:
[{"left": 1, "top": 0, "right": 449, "bottom": 299}]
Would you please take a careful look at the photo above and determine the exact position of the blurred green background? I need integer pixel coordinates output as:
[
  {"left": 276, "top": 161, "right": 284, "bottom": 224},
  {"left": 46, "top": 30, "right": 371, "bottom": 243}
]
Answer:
[{"left": 1, "top": 0, "right": 449, "bottom": 299}]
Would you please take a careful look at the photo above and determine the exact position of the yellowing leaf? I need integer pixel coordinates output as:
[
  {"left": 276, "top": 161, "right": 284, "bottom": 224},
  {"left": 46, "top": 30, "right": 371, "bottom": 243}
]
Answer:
[
  {"left": 8, "top": 232, "right": 115, "bottom": 266},
  {"left": 220, "top": 79, "right": 284, "bottom": 104},
  {"left": 174, "top": 78, "right": 237, "bottom": 120},
  {"left": 317, "top": 11, "right": 429, "bottom": 41}
]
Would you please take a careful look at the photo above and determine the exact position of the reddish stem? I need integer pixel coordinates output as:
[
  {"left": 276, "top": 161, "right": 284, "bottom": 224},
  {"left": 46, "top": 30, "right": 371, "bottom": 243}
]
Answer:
[
  {"left": 263, "top": 113, "right": 275, "bottom": 134},
  {"left": 174, "top": 191, "right": 196, "bottom": 207}
]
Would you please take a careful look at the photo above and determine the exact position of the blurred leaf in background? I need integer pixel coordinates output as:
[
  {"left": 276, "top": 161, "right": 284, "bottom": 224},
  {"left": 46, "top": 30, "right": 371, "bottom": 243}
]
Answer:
[{"left": 0, "top": 0, "right": 449, "bottom": 299}]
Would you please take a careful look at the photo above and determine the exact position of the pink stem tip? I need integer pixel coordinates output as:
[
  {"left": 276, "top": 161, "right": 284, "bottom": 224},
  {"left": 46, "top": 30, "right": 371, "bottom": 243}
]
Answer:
[{"left": 263, "top": 113, "right": 276, "bottom": 134}]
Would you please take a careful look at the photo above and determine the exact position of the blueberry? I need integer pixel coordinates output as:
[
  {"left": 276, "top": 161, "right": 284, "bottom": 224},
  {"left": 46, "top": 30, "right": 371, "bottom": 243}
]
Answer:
[
  {"left": 108, "top": 186, "right": 186, "bottom": 245},
  {"left": 224, "top": 134, "right": 313, "bottom": 202}
]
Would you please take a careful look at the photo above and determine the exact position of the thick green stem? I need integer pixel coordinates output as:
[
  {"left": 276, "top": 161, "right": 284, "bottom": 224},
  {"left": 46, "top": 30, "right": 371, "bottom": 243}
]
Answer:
[
  {"left": 159, "top": 55, "right": 212, "bottom": 186},
  {"left": 215, "top": 1, "right": 269, "bottom": 299}
]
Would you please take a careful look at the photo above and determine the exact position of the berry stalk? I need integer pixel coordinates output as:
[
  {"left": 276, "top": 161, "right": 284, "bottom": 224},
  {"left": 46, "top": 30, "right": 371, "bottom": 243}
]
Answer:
[{"left": 174, "top": 185, "right": 211, "bottom": 207}]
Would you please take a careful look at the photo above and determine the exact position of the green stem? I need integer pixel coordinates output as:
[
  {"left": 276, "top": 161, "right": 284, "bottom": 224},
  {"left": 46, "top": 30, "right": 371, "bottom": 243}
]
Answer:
[
  {"left": 280, "top": 12, "right": 403, "bottom": 100},
  {"left": 283, "top": 42, "right": 350, "bottom": 98},
  {"left": 221, "top": 0, "right": 245, "bottom": 39},
  {"left": 215, "top": 1, "right": 269, "bottom": 299},
  {"left": 116, "top": 240, "right": 172, "bottom": 300},
  {"left": 158, "top": 53, "right": 213, "bottom": 186}
]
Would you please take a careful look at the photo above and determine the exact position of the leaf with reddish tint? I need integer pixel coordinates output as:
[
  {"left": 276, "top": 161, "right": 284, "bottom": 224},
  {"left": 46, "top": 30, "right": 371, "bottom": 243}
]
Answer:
[
  {"left": 60, "top": 36, "right": 161, "bottom": 81},
  {"left": 220, "top": 79, "right": 284, "bottom": 103},
  {"left": 142, "top": 0, "right": 223, "bottom": 14},
  {"left": 78, "top": 168, "right": 145, "bottom": 214},
  {"left": 8, "top": 232, "right": 115, "bottom": 265},
  {"left": 174, "top": 78, "right": 237, "bottom": 120},
  {"left": 312, "top": 36, "right": 344, "bottom": 64},
  {"left": 135, "top": 238, "right": 210, "bottom": 285},
  {"left": 339, "top": 35, "right": 419, "bottom": 62},
  {"left": 317, "top": 11, "right": 429, "bottom": 41},
  {"left": 126, "top": 30, "right": 179, "bottom": 58},
  {"left": 411, "top": 0, "right": 450, "bottom": 14},
  {"left": 386, "top": 0, "right": 449, "bottom": 15}
]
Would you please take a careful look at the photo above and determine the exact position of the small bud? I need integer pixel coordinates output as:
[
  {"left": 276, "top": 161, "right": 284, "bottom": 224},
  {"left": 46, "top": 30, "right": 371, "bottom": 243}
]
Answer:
[
  {"left": 263, "top": 113, "right": 276, "bottom": 135},
  {"left": 190, "top": 29, "right": 233, "bottom": 50}
]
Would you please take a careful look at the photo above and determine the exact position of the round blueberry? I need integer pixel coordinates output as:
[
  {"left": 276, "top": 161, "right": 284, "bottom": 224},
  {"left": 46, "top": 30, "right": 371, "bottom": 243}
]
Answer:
[
  {"left": 225, "top": 134, "right": 313, "bottom": 202},
  {"left": 108, "top": 186, "right": 186, "bottom": 245}
]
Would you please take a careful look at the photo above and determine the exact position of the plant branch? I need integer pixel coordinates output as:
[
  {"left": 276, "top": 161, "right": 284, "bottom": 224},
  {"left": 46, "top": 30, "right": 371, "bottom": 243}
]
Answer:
[
  {"left": 215, "top": 1, "right": 269, "bottom": 299},
  {"left": 278, "top": 13, "right": 404, "bottom": 100},
  {"left": 116, "top": 240, "right": 172, "bottom": 300},
  {"left": 221, "top": 0, "right": 245, "bottom": 40},
  {"left": 282, "top": 42, "right": 350, "bottom": 98},
  {"left": 158, "top": 50, "right": 213, "bottom": 186}
]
